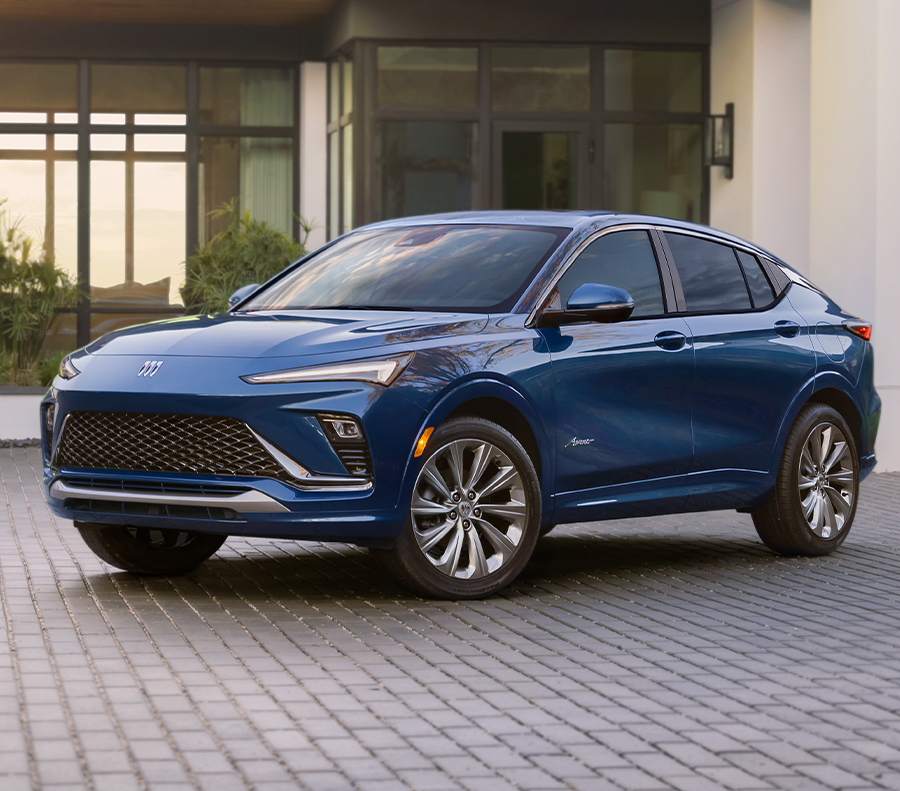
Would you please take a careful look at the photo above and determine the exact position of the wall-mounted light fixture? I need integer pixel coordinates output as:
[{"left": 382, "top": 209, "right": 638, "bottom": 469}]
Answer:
[{"left": 705, "top": 102, "right": 734, "bottom": 179}]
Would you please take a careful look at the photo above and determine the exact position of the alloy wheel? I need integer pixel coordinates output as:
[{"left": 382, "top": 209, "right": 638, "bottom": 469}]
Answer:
[
  {"left": 797, "top": 421, "right": 855, "bottom": 539},
  {"left": 411, "top": 439, "right": 528, "bottom": 579}
]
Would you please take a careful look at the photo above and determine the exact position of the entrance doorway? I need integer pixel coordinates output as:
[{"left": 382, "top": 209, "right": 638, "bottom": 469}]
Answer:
[{"left": 493, "top": 122, "right": 589, "bottom": 210}]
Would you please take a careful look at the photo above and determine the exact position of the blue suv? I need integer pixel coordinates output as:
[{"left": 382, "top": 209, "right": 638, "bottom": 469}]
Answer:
[{"left": 41, "top": 212, "right": 880, "bottom": 599}]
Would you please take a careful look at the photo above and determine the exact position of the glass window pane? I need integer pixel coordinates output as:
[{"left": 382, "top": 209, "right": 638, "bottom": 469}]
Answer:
[
  {"left": 199, "top": 136, "right": 293, "bottom": 244},
  {"left": 604, "top": 123, "right": 702, "bottom": 222},
  {"left": 92, "top": 64, "right": 186, "bottom": 114},
  {"left": 377, "top": 47, "right": 478, "bottom": 110},
  {"left": 342, "top": 124, "right": 353, "bottom": 232},
  {"left": 492, "top": 47, "right": 589, "bottom": 112},
  {"left": 342, "top": 57, "right": 353, "bottom": 116},
  {"left": 0, "top": 159, "right": 78, "bottom": 282},
  {"left": 502, "top": 131, "right": 578, "bottom": 210},
  {"left": 556, "top": 231, "right": 663, "bottom": 317},
  {"left": 134, "top": 163, "right": 186, "bottom": 306},
  {"left": 737, "top": 250, "right": 775, "bottom": 308},
  {"left": 91, "top": 113, "right": 125, "bottom": 125},
  {"left": 90, "top": 160, "right": 126, "bottom": 289},
  {"left": 605, "top": 50, "right": 702, "bottom": 113},
  {"left": 91, "top": 134, "right": 126, "bottom": 151},
  {"left": 328, "top": 132, "right": 339, "bottom": 239},
  {"left": 0, "top": 63, "right": 77, "bottom": 113},
  {"left": 376, "top": 121, "right": 478, "bottom": 221},
  {"left": 0, "top": 112, "right": 47, "bottom": 123},
  {"left": 55, "top": 134, "right": 78, "bottom": 151},
  {"left": 0, "top": 134, "right": 46, "bottom": 150},
  {"left": 666, "top": 234, "right": 751, "bottom": 313},
  {"left": 328, "top": 61, "right": 340, "bottom": 125},
  {"left": 135, "top": 114, "right": 186, "bottom": 126},
  {"left": 134, "top": 134, "right": 186, "bottom": 153},
  {"left": 199, "top": 68, "right": 293, "bottom": 126}
]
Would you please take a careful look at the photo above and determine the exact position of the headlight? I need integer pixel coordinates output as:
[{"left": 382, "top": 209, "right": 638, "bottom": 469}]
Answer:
[
  {"left": 241, "top": 353, "right": 413, "bottom": 386},
  {"left": 59, "top": 354, "right": 80, "bottom": 380}
]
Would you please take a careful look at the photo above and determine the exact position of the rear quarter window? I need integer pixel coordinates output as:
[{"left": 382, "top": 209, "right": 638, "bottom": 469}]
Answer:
[{"left": 665, "top": 233, "right": 751, "bottom": 313}]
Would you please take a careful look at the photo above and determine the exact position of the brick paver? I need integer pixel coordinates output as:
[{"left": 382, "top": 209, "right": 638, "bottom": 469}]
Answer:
[{"left": 2, "top": 446, "right": 900, "bottom": 790}]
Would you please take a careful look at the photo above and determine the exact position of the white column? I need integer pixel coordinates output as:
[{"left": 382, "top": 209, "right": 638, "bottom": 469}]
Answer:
[
  {"left": 299, "top": 62, "right": 328, "bottom": 252},
  {"left": 710, "top": 0, "right": 811, "bottom": 272},
  {"left": 810, "top": 0, "right": 900, "bottom": 471}
]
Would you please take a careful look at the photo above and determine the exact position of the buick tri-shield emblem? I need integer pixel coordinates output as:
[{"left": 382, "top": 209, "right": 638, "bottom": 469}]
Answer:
[{"left": 137, "top": 360, "right": 163, "bottom": 378}]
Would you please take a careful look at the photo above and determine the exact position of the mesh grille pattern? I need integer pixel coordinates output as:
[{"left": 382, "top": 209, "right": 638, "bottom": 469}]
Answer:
[{"left": 55, "top": 412, "right": 293, "bottom": 483}]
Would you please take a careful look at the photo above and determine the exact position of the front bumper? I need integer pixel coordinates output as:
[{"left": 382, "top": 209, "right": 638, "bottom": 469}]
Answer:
[{"left": 41, "top": 381, "right": 426, "bottom": 546}]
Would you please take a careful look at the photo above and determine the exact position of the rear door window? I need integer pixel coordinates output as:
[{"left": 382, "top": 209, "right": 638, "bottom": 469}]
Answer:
[
  {"left": 665, "top": 233, "right": 751, "bottom": 313},
  {"left": 736, "top": 250, "right": 776, "bottom": 308},
  {"left": 556, "top": 230, "right": 665, "bottom": 317}
]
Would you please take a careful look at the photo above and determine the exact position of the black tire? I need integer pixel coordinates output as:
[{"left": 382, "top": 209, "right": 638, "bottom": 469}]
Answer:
[
  {"left": 539, "top": 524, "right": 557, "bottom": 537},
  {"left": 752, "top": 403, "right": 859, "bottom": 556},
  {"left": 371, "top": 417, "right": 542, "bottom": 599},
  {"left": 75, "top": 523, "right": 227, "bottom": 574}
]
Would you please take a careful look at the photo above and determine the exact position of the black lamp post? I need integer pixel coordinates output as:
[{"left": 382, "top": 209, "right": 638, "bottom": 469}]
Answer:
[{"left": 705, "top": 102, "right": 734, "bottom": 179}]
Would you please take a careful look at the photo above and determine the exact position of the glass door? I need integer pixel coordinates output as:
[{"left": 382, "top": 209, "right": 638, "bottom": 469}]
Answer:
[{"left": 492, "top": 121, "right": 590, "bottom": 210}]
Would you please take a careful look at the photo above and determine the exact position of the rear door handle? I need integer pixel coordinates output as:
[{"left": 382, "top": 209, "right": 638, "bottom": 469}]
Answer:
[
  {"left": 654, "top": 330, "right": 687, "bottom": 351},
  {"left": 775, "top": 320, "right": 801, "bottom": 338}
]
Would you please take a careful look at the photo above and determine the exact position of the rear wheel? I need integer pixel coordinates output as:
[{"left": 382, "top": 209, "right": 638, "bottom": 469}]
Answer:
[
  {"left": 752, "top": 403, "right": 858, "bottom": 556},
  {"left": 76, "top": 523, "right": 226, "bottom": 574},
  {"left": 372, "top": 417, "right": 541, "bottom": 599}
]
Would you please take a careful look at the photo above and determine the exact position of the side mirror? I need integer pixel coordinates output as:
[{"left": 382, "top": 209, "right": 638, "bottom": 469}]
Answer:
[
  {"left": 228, "top": 283, "right": 259, "bottom": 310},
  {"left": 537, "top": 283, "right": 635, "bottom": 327}
]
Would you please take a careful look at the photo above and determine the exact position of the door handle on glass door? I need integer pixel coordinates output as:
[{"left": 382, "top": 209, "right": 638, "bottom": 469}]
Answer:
[
  {"left": 775, "top": 320, "right": 801, "bottom": 338},
  {"left": 654, "top": 331, "right": 687, "bottom": 351}
]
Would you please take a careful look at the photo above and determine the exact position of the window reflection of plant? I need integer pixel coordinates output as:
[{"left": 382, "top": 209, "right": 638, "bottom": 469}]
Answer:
[
  {"left": 182, "top": 201, "right": 313, "bottom": 315},
  {"left": 0, "top": 200, "right": 79, "bottom": 386}
]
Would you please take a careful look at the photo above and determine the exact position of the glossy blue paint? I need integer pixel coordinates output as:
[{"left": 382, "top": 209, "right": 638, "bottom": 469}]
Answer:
[{"left": 41, "top": 211, "right": 881, "bottom": 545}]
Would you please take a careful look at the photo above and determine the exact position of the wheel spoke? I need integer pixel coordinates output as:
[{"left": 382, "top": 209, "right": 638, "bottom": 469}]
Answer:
[
  {"left": 801, "top": 490, "right": 817, "bottom": 520},
  {"left": 824, "top": 485, "right": 851, "bottom": 520},
  {"left": 798, "top": 475, "right": 817, "bottom": 491},
  {"left": 433, "top": 525, "right": 464, "bottom": 576},
  {"left": 812, "top": 493, "right": 824, "bottom": 534},
  {"left": 477, "top": 465, "right": 517, "bottom": 499},
  {"left": 465, "top": 528, "right": 491, "bottom": 578},
  {"left": 826, "top": 469, "right": 854, "bottom": 487},
  {"left": 416, "top": 520, "right": 457, "bottom": 553},
  {"left": 473, "top": 517, "right": 517, "bottom": 556},
  {"left": 822, "top": 440, "right": 847, "bottom": 474},
  {"left": 465, "top": 443, "right": 495, "bottom": 492},
  {"left": 411, "top": 494, "right": 452, "bottom": 517},
  {"left": 420, "top": 464, "right": 453, "bottom": 501},
  {"left": 800, "top": 445, "right": 816, "bottom": 477},
  {"left": 820, "top": 492, "right": 837, "bottom": 538},
  {"left": 819, "top": 426, "right": 833, "bottom": 468},
  {"left": 478, "top": 501, "right": 527, "bottom": 521},
  {"left": 446, "top": 441, "right": 466, "bottom": 489}
]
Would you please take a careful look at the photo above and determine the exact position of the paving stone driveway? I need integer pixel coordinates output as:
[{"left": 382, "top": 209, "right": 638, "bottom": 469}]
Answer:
[{"left": 3, "top": 447, "right": 900, "bottom": 791}]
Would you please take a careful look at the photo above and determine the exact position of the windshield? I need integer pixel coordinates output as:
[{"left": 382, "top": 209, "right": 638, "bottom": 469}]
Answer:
[{"left": 241, "top": 224, "right": 568, "bottom": 313}]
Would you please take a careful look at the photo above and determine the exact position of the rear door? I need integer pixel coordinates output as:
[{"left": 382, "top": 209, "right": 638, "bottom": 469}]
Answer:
[{"left": 660, "top": 231, "right": 816, "bottom": 483}]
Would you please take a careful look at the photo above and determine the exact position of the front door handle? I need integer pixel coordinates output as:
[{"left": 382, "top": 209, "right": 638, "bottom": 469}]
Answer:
[
  {"left": 654, "top": 330, "right": 687, "bottom": 351},
  {"left": 775, "top": 320, "right": 801, "bottom": 338}
]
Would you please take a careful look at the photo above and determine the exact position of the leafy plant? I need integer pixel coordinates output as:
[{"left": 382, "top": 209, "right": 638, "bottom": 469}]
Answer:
[
  {"left": 181, "top": 202, "right": 312, "bottom": 314},
  {"left": 0, "top": 201, "right": 79, "bottom": 372},
  {"left": 38, "top": 349, "right": 69, "bottom": 387}
]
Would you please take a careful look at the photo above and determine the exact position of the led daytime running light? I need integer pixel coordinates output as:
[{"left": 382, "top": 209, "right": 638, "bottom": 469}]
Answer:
[
  {"left": 59, "top": 354, "right": 80, "bottom": 380},
  {"left": 242, "top": 353, "right": 413, "bottom": 386}
]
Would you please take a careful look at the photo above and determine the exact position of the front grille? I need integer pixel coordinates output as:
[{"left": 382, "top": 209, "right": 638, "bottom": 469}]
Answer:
[
  {"left": 335, "top": 446, "right": 373, "bottom": 476},
  {"left": 55, "top": 412, "right": 293, "bottom": 483},
  {"left": 59, "top": 477, "right": 249, "bottom": 497},
  {"left": 65, "top": 498, "right": 243, "bottom": 521}
]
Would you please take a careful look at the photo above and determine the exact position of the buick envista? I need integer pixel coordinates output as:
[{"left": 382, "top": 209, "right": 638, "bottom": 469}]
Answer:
[{"left": 40, "top": 212, "right": 880, "bottom": 599}]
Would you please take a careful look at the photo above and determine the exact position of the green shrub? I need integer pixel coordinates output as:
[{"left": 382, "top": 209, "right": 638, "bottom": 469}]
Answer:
[
  {"left": 181, "top": 202, "right": 311, "bottom": 314},
  {"left": 0, "top": 201, "right": 79, "bottom": 373}
]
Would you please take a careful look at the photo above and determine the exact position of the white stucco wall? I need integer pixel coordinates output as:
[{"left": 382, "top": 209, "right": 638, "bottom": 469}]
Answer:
[
  {"left": 0, "top": 394, "right": 43, "bottom": 440},
  {"left": 299, "top": 62, "right": 328, "bottom": 252},
  {"left": 710, "top": 0, "right": 811, "bottom": 272},
  {"left": 809, "top": 0, "right": 900, "bottom": 471}
]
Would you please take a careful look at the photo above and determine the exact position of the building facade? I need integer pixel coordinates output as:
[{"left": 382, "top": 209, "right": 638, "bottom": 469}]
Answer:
[{"left": 0, "top": 0, "right": 896, "bottom": 469}]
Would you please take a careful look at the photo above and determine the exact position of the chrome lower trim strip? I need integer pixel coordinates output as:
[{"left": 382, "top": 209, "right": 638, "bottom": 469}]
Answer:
[
  {"left": 249, "top": 429, "right": 373, "bottom": 492},
  {"left": 49, "top": 480, "right": 290, "bottom": 513}
]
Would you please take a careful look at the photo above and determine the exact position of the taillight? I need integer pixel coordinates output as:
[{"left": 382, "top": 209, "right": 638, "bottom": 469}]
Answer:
[{"left": 843, "top": 321, "right": 872, "bottom": 341}]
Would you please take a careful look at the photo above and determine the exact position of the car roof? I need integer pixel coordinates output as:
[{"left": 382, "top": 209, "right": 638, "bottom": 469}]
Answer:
[{"left": 356, "top": 210, "right": 787, "bottom": 265}]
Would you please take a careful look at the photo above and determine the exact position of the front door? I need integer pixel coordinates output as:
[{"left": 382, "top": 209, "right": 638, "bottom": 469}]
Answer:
[
  {"left": 493, "top": 122, "right": 590, "bottom": 209},
  {"left": 544, "top": 229, "right": 695, "bottom": 520}
]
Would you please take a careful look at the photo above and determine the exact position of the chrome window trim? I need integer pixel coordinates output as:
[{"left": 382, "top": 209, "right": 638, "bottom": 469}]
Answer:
[{"left": 524, "top": 222, "right": 664, "bottom": 328}]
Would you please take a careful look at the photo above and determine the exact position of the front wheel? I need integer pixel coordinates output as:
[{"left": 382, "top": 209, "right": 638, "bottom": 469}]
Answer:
[
  {"left": 372, "top": 417, "right": 542, "bottom": 599},
  {"left": 752, "top": 404, "right": 858, "bottom": 556},
  {"left": 76, "top": 523, "right": 227, "bottom": 574}
]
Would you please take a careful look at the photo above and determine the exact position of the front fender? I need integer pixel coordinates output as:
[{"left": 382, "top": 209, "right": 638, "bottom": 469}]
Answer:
[{"left": 395, "top": 377, "right": 555, "bottom": 526}]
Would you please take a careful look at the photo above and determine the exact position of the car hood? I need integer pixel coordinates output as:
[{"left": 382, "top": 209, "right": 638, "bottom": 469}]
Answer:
[{"left": 85, "top": 310, "right": 490, "bottom": 359}]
